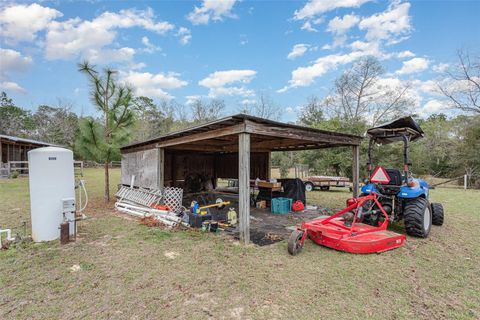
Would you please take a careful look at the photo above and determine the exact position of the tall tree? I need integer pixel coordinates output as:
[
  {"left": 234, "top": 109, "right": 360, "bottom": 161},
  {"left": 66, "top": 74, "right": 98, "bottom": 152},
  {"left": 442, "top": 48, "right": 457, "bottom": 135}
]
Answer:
[
  {"left": 76, "top": 62, "right": 134, "bottom": 202},
  {"left": 191, "top": 98, "right": 225, "bottom": 123},
  {"left": 438, "top": 49, "right": 480, "bottom": 114},
  {"left": 33, "top": 100, "right": 79, "bottom": 147},
  {"left": 298, "top": 96, "right": 328, "bottom": 126},
  {"left": 0, "top": 91, "right": 35, "bottom": 137},
  {"left": 333, "top": 57, "right": 414, "bottom": 127},
  {"left": 241, "top": 93, "right": 281, "bottom": 120},
  {"left": 132, "top": 96, "right": 173, "bottom": 141}
]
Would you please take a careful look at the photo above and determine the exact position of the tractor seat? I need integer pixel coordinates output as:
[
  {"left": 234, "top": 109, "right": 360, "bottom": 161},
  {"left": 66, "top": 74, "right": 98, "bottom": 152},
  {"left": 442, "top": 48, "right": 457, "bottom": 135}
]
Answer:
[{"left": 385, "top": 169, "right": 403, "bottom": 186}]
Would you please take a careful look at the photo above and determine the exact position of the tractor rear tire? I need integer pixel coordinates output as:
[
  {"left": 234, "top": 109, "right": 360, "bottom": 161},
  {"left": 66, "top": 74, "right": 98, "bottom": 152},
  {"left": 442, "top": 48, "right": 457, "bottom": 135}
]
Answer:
[
  {"left": 431, "top": 203, "right": 444, "bottom": 226},
  {"left": 404, "top": 197, "right": 432, "bottom": 238},
  {"left": 288, "top": 230, "right": 305, "bottom": 256}
]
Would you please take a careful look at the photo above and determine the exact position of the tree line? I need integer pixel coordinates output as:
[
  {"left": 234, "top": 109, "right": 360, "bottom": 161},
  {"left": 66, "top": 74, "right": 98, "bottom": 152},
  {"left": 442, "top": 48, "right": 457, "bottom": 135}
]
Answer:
[{"left": 1, "top": 50, "right": 478, "bottom": 200}]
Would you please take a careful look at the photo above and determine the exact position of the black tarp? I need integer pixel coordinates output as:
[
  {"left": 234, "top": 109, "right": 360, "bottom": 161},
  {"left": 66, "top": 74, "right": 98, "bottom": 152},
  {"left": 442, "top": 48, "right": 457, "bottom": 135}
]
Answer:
[
  {"left": 272, "top": 178, "right": 306, "bottom": 204},
  {"left": 367, "top": 116, "right": 424, "bottom": 144}
]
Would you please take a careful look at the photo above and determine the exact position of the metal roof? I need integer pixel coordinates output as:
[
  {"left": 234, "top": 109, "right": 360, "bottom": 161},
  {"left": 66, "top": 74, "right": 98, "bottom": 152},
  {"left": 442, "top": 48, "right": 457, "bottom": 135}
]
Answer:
[
  {"left": 367, "top": 116, "right": 424, "bottom": 144},
  {"left": 121, "top": 113, "right": 362, "bottom": 152},
  {"left": 0, "top": 134, "right": 57, "bottom": 146}
]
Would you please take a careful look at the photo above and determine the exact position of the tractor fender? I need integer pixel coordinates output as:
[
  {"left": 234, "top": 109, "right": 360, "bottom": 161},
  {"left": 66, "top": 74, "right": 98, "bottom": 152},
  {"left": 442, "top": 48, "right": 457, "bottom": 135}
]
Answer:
[
  {"left": 397, "top": 178, "right": 429, "bottom": 199},
  {"left": 361, "top": 183, "right": 378, "bottom": 195}
]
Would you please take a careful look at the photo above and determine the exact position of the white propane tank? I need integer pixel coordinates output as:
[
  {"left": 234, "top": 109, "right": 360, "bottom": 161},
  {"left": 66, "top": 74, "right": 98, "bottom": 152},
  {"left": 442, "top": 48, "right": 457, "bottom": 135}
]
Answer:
[{"left": 28, "top": 147, "right": 75, "bottom": 242}]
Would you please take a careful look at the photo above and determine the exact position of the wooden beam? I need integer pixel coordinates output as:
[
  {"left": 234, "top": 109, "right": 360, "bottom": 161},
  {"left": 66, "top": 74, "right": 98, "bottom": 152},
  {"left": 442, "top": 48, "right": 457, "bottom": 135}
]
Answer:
[
  {"left": 157, "top": 147, "right": 165, "bottom": 189},
  {"left": 156, "top": 123, "right": 245, "bottom": 148},
  {"left": 352, "top": 145, "right": 360, "bottom": 198},
  {"left": 245, "top": 120, "right": 362, "bottom": 145},
  {"left": 238, "top": 133, "right": 250, "bottom": 245}
]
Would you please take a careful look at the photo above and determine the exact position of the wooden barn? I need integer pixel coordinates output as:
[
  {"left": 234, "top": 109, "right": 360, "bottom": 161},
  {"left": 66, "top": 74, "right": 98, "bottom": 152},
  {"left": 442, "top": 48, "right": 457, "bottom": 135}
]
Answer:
[
  {"left": 120, "top": 114, "right": 363, "bottom": 243},
  {"left": 0, "top": 134, "right": 56, "bottom": 176}
]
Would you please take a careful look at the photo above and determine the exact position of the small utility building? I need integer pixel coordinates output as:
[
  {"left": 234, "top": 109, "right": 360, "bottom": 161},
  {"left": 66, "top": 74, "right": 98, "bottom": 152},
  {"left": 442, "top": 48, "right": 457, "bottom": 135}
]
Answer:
[
  {"left": 0, "top": 134, "right": 55, "bottom": 164},
  {"left": 120, "top": 114, "right": 362, "bottom": 244}
]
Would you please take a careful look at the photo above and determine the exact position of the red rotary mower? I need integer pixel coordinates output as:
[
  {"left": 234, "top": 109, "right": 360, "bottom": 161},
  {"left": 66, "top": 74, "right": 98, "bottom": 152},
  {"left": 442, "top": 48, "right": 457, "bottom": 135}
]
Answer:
[{"left": 288, "top": 193, "right": 406, "bottom": 255}]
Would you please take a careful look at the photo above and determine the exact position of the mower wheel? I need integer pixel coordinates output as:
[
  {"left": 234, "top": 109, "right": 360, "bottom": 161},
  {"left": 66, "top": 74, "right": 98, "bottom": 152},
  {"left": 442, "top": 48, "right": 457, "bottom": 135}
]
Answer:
[
  {"left": 404, "top": 197, "right": 432, "bottom": 238},
  {"left": 288, "top": 230, "right": 305, "bottom": 256},
  {"left": 431, "top": 203, "right": 444, "bottom": 226}
]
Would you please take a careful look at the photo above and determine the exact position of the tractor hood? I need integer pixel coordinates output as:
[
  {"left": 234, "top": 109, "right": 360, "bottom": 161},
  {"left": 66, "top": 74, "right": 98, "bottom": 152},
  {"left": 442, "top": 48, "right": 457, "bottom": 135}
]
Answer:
[{"left": 367, "top": 116, "right": 424, "bottom": 144}]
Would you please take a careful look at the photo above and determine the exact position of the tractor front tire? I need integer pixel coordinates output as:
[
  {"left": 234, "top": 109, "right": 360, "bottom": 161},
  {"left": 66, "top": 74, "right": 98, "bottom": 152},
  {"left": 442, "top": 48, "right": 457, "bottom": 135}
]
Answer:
[
  {"left": 431, "top": 203, "right": 444, "bottom": 226},
  {"left": 404, "top": 197, "right": 432, "bottom": 238},
  {"left": 288, "top": 230, "right": 305, "bottom": 256}
]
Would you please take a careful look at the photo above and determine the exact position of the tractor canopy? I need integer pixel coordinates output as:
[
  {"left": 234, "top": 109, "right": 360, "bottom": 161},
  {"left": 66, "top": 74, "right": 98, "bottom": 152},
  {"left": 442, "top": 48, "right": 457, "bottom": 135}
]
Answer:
[{"left": 367, "top": 116, "right": 424, "bottom": 144}]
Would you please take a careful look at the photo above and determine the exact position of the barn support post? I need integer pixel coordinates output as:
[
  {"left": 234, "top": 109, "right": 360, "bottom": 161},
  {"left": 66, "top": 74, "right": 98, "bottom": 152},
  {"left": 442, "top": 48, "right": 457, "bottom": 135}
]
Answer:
[
  {"left": 266, "top": 152, "right": 271, "bottom": 180},
  {"left": 238, "top": 133, "right": 250, "bottom": 245},
  {"left": 352, "top": 145, "right": 360, "bottom": 198},
  {"left": 157, "top": 147, "right": 165, "bottom": 189}
]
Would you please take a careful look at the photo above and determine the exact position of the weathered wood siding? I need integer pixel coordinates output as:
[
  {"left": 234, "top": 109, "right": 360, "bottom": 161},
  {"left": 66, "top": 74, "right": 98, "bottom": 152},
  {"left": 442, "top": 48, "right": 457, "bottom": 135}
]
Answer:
[
  {"left": 121, "top": 148, "right": 159, "bottom": 188},
  {"left": 121, "top": 148, "right": 269, "bottom": 188}
]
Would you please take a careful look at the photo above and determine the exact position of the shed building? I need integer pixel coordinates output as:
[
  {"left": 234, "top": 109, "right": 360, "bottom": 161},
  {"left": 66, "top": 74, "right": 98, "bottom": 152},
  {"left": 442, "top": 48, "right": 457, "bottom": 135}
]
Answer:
[
  {"left": 0, "top": 135, "right": 57, "bottom": 177},
  {"left": 120, "top": 114, "right": 363, "bottom": 244}
]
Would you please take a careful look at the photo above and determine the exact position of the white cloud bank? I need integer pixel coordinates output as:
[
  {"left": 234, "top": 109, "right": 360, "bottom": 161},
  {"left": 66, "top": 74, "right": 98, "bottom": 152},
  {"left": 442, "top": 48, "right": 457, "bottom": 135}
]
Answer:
[
  {"left": 0, "top": 3, "right": 62, "bottom": 43},
  {"left": 0, "top": 48, "right": 32, "bottom": 93},
  {"left": 280, "top": 1, "right": 414, "bottom": 92},
  {"left": 294, "top": 0, "right": 371, "bottom": 20},
  {"left": 45, "top": 8, "right": 174, "bottom": 61},
  {"left": 199, "top": 69, "right": 256, "bottom": 97},
  {"left": 396, "top": 57, "right": 430, "bottom": 75},
  {"left": 187, "top": 0, "right": 237, "bottom": 25},
  {"left": 122, "top": 71, "right": 188, "bottom": 100}
]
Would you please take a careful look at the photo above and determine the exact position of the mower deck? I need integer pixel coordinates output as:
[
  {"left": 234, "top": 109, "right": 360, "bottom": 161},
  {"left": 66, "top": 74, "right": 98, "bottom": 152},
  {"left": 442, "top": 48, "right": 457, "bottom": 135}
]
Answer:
[
  {"left": 303, "top": 218, "right": 406, "bottom": 254},
  {"left": 289, "top": 193, "right": 406, "bottom": 255}
]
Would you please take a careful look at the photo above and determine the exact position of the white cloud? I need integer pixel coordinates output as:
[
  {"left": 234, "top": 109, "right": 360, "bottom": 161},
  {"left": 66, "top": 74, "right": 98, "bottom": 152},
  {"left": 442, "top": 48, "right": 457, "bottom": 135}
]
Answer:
[
  {"left": 177, "top": 27, "right": 191, "bottom": 45},
  {"left": 422, "top": 99, "right": 446, "bottom": 115},
  {"left": 327, "top": 14, "right": 359, "bottom": 34},
  {"left": 397, "top": 50, "right": 415, "bottom": 59},
  {"left": 396, "top": 57, "right": 430, "bottom": 75},
  {"left": 432, "top": 63, "right": 449, "bottom": 73},
  {"left": 300, "top": 17, "right": 324, "bottom": 32},
  {"left": 322, "top": 14, "right": 359, "bottom": 49},
  {"left": 0, "top": 48, "right": 32, "bottom": 93},
  {"left": 295, "top": 0, "right": 371, "bottom": 20},
  {"left": 278, "top": 51, "right": 364, "bottom": 92},
  {"left": 122, "top": 71, "right": 188, "bottom": 100},
  {"left": 186, "top": 95, "right": 202, "bottom": 105},
  {"left": 0, "top": 48, "right": 32, "bottom": 72},
  {"left": 287, "top": 44, "right": 310, "bottom": 60},
  {"left": 199, "top": 69, "right": 256, "bottom": 97},
  {"left": 87, "top": 47, "right": 137, "bottom": 64},
  {"left": 0, "top": 3, "right": 62, "bottom": 43},
  {"left": 239, "top": 34, "right": 248, "bottom": 45},
  {"left": 141, "top": 36, "right": 161, "bottom": 53},
  {"left": 0, "top": 81, "right": 26, "bottom": 93},
  {"left": 241, "top": 99, "right": 256, "bottom": 105},
  {"left": 45, "top": 8, "right": 174, "bottom": 61},
  {"left": 187, "top": 0, "right": 237, "bottom": 25},
  {"left": 358, "top": 2, "right": 411, "bottom": 43}
]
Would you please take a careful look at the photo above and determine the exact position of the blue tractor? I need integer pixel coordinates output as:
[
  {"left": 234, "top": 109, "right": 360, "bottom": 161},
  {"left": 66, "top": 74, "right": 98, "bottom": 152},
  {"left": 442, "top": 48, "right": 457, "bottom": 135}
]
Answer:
[{"left": 360, "top": 116, "right": 444, "bottom": 238}]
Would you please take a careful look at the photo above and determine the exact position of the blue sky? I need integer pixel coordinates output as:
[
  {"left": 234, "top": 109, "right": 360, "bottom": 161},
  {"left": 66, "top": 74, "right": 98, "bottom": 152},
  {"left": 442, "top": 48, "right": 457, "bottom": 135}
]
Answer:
[{"left": 1, "top": 0, "right": 479, "bottom": 121}]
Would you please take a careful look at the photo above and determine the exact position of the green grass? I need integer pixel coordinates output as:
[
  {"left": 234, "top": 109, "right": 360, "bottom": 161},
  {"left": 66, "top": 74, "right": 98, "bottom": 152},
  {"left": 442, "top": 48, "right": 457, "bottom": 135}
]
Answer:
[
  {"left": 1, "top": 169, "right": 479, "bottom": 319},
  {"left": 0, "top": 168, "right": 120, "bottom": 232}
]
